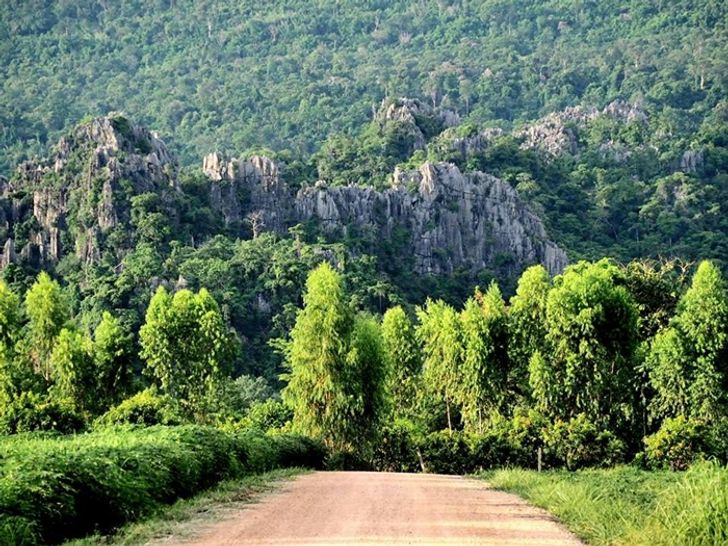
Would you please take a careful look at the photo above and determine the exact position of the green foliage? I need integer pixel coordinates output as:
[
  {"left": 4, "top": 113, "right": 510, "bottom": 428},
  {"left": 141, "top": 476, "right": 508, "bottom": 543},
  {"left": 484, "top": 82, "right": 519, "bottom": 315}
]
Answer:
[
  {"left": 218, "top": 375, "right": 275, "bottom": 419},
  {"left": 381, "top": 306, "right": 420, "bottom": 421},
  {"left": 508, "top": 265, "right": 550, "bottom": 395},
  {"left": 416, "top": 299, "right": 462, "bottom": 430},
  {"left": 237, "top": 399, "right": 293, "bottom": 432},
  {"left": 647, "top": 261, "right": 728, "bottom": 422},
  {"left": 140, "top": 287, "right": 240, "bottom": 415},
  {"left": 48, "top": 327, "right": 94, "bottom": 413},
  {"left": 532, "top": 260, "right": 639, "bottom": 430},
  {"left": 95, "top": 388, "right": 182, "bottom": 427},
  {"left": 23, "top": 272, "right": 69, "bottom": 380},
  {"left": 542, "top": 414, "right": 626, "bottom": 470},
  {"left": 93, "top": 311, "right": 134, "bottom": 407},
  {"left": 282, "top": 263, "right": 386, "bottom": 451},
  {"left": 0, "top": 391, "right": 84, "bottom": 434},
  {"left": 642, "top": 416, "right": 712, "bottom": 471},
  {"left": 459, "top": 284, "right": 509, "bottom": 431},
  {"left": 371, "top": 419, "right": 422, "bottom": 473},
  {"left": 2, "top": 0, "right": 727, "bottom": 179},
  {"left": 419, "top": 430, "right": 471, "bottom": 475},
  {"left": 0, "top": 425, "right": 326, "bottom": 545},
  {"left": 281, "top": 262, "right": 353, "bottom": 445},
  {"left": 486, "top": 463, "right": 727, "bottom": 546}
]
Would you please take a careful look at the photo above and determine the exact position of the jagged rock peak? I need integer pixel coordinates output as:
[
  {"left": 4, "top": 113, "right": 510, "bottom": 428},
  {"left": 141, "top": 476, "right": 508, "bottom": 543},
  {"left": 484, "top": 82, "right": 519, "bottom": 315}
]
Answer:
[
  {"left": 202, "top": 152, "right": 289, "bottom": 232},
  {"left": 202, "top": 152, "right": 283, "bottom": 187},
  {"left": 376, "top": 97, "right": 461, "bottom": 128},
  {"left": 516, "top": 100, "right": 647, "bottom": 156},
  {"left": 374, "top": 97, "right": 460, "bottom": 151},
  {"left": 0, "top": 114, "right": 179, "bottom": 268}
]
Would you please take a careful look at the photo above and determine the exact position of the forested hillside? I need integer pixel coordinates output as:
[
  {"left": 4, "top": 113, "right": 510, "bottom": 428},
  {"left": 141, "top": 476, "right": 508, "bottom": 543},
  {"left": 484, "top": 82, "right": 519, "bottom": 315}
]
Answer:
[{"left": 2, "top": 0, "right": 726, "bottom": 172}]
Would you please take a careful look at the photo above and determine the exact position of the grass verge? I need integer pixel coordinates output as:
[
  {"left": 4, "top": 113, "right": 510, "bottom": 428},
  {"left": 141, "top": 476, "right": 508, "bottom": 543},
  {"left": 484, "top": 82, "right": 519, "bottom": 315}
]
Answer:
[
  {"left": 481, "top": 461, "right": 727, "bottom": 545},
  {"left": 63, "top": 467, "right": 306, "bottom": 545}
]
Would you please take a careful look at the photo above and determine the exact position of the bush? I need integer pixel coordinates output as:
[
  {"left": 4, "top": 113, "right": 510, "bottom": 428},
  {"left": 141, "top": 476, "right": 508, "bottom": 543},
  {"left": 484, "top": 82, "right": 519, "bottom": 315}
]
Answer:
[
  {"left": 543, "top": 414, "right": 625, "bottom": 470},
  {"left": 325, "top": 449, "right": 372, "bottom": 471},
  {"left": 643, "top": 416, "right": 711, "bottom": 470},
  {"left": 0, "top": 425, "right": 325, "bottom": 545},
  {"left": 371, "top": 420, "right": 421, "bottom": 472},
  {"left": 0, "top": 392, "right": 85, "bottom": 434},
  {"left": 419, "top": 430, "right": 471, "bottom": 474},
  {"left": 469, "top": 426, "right": 528, "bottom": 470},
  {"left": 95, "top": 388, "right": 183, "bottom": 427},
  {"left": 239, "top": 399, "right": 292, "bottom": 432}
]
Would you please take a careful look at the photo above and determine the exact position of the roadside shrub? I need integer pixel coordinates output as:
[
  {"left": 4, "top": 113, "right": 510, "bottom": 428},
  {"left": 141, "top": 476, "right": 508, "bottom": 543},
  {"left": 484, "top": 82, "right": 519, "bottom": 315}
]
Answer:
[
  {"left": 469, "top": 426, "right": 527, "bottom": 470},
  {"left": 239, "top": 399, "right": 293, "bottom": 432},
  {"left": 0, "top": 425, "right": 325, "bottom": 545},
  {"left": 543, "top": 414, "right": 625, "bottom": 469},
  {"left": 371, "top": 420, "right": 421, "bottom": 472},
  {"left": 630, "top": 461, "right": 728, "bottom": 545},
  {"left": 0, "top": 392, "right": 85, "bottom": 434},
  {"left": 95, "top": 388, "right": 182, "bottom": 427},
  {"left": 643, "top": 416, "right": 710, "bottom": 470},
  {"left": 326, "top": 449, "right": 372, "bottom": 470},
  {"left": 419, "top": 430, "right": 471, "bottom": 474}
]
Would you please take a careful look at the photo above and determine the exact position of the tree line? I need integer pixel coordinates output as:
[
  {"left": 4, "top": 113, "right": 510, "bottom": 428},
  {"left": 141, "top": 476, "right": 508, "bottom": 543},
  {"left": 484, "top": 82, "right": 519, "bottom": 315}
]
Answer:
[{"left": 283, "top": 258, "right": 728, "bottom": 469}]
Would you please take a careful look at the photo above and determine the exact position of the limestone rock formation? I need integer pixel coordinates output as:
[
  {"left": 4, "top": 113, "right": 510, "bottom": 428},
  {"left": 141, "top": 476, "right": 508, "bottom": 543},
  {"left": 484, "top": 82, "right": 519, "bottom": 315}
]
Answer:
[
  {"left": 202, "top": 152, "right": 290, "bottom": 233},
  {"left": 0, "top": 114, "right": 178, "bottom": 267},
  {"left": 204, "top": 153, "right": 568, "bottom": 277},
  {"left": 515, "top": 100, "right": 648, "bottom": 157},
  {"left": 374, "top": 97, "right": 460, "bottom": 152},
  {"left": 294, "top": 162, "right": 567, "bottom": 276}
]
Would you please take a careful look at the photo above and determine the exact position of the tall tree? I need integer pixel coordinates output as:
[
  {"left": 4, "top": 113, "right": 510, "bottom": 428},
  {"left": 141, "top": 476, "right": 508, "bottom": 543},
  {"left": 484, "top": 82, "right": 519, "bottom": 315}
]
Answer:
[
  {"left": 459, "top": 283, "right": 509, "bottom": 432},
  {"left": 0, "top": 280, "right": 21, "bottom": 412},
  {"left": 509, "top": 265, "right": 550, "bottom": 396},
  {"left": 647, "top": 260, "right": 728, "bottom": 421},
  {"left": 282, "top": 262, "right": 375, "bottom": 450},
  {"left": 140, "top": 286, "right": 238, "bottom": 413},
  {"left": 49, "top": 328, "right": 94, "bottom": 412},
  {"left": 347, "top": 314, "right": 388, "bottom": 445},
  {"left": 531, "top": 260, "right": 639, "bottom": 430},
  {"left": 381, "top": 305, "right": 421, "bottom": 420},
  {"left": 416, "top": 299, "right": 462, "bottom": 431},
  {"left": 93, "top": 312, "right": 133, "bottom": 408},
  {"left": 24, "top": 272, "right": 69, "bottom": 380}
]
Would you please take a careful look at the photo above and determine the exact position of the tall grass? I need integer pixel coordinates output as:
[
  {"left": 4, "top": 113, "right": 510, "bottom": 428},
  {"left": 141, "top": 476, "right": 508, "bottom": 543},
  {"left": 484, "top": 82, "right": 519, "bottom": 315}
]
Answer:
[
  {"left": 485, "top": 462, "right": 727, "bottom": 545},
  {"left": 0, "top": 426, "right": 325, "bottom": 545}
]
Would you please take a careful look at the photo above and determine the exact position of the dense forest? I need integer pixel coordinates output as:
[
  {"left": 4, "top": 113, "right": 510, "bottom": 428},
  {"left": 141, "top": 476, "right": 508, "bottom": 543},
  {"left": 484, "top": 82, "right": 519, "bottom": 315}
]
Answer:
[{"left": 1, "top": 1, "right": 727, "bottom": 544}]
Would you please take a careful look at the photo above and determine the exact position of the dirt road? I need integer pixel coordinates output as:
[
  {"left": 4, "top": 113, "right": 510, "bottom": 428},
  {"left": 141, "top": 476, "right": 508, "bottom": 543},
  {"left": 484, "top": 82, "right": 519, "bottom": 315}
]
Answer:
[{"left": 166, "top": 471, "right": 582, "bottom": 545}]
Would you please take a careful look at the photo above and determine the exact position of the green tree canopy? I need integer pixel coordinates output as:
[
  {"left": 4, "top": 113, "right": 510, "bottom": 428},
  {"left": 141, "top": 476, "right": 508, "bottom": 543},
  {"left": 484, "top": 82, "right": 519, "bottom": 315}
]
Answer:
[
  {"left": 24, "top": 272, "right": 69, "bottom": 380},
  {"left": 140, "top": 286, "right": 239, "bottom": 415},
  {"left": 381, "top": 305, "right": 421, "bottom": 421},
  {"left": 647, "top": 260, "right": 728, "bottom": 421},
  {"left": 532, "top": 260, "right": 639, "bottom": 430}
]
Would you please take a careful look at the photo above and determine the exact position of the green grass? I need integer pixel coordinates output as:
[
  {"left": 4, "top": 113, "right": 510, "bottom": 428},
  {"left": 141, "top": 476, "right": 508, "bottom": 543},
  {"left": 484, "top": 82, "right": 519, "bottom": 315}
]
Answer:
[
  {"left": 63, "top": 468, "right": 306, "bottom": 546},
  {"left": 482, "top": 462, "right": 728, "bottom": 545}
]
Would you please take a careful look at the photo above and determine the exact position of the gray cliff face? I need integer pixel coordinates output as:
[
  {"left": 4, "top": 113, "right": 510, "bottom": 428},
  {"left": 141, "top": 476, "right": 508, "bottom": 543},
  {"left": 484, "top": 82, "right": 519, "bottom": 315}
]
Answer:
[
  {"left": 296, "top": 162, "right": 567, "bottom": 276},
  {"left": 202, "top": 152, "right": 291, "bottom": 234},
  {"left": 204, "top": 154, "right": 568, "bottom": 277},
  {"left": 0, "top": 115, "right": 177, "bottom": 267}
]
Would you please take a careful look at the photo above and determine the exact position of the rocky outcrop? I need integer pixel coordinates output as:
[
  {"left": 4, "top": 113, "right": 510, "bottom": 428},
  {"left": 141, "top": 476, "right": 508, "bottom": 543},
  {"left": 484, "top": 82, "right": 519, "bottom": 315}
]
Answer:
[
  {"left": 204, "top": 153, "right": 568, "bottom": 277},
  {"left": 516, "top": 100, "right": 647, "bottom": 157},
  {"left": 374, "top": 97, "right": 460, "bottom": 152},
  {"left": 295, "top": 162, "right": 567, "bottom": 276},
  {"left": 202, "top": 152, "right": 290, "bottom": 233},
  {"left": 0, "top": 114, "right": 178, "bottom": 267}
]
